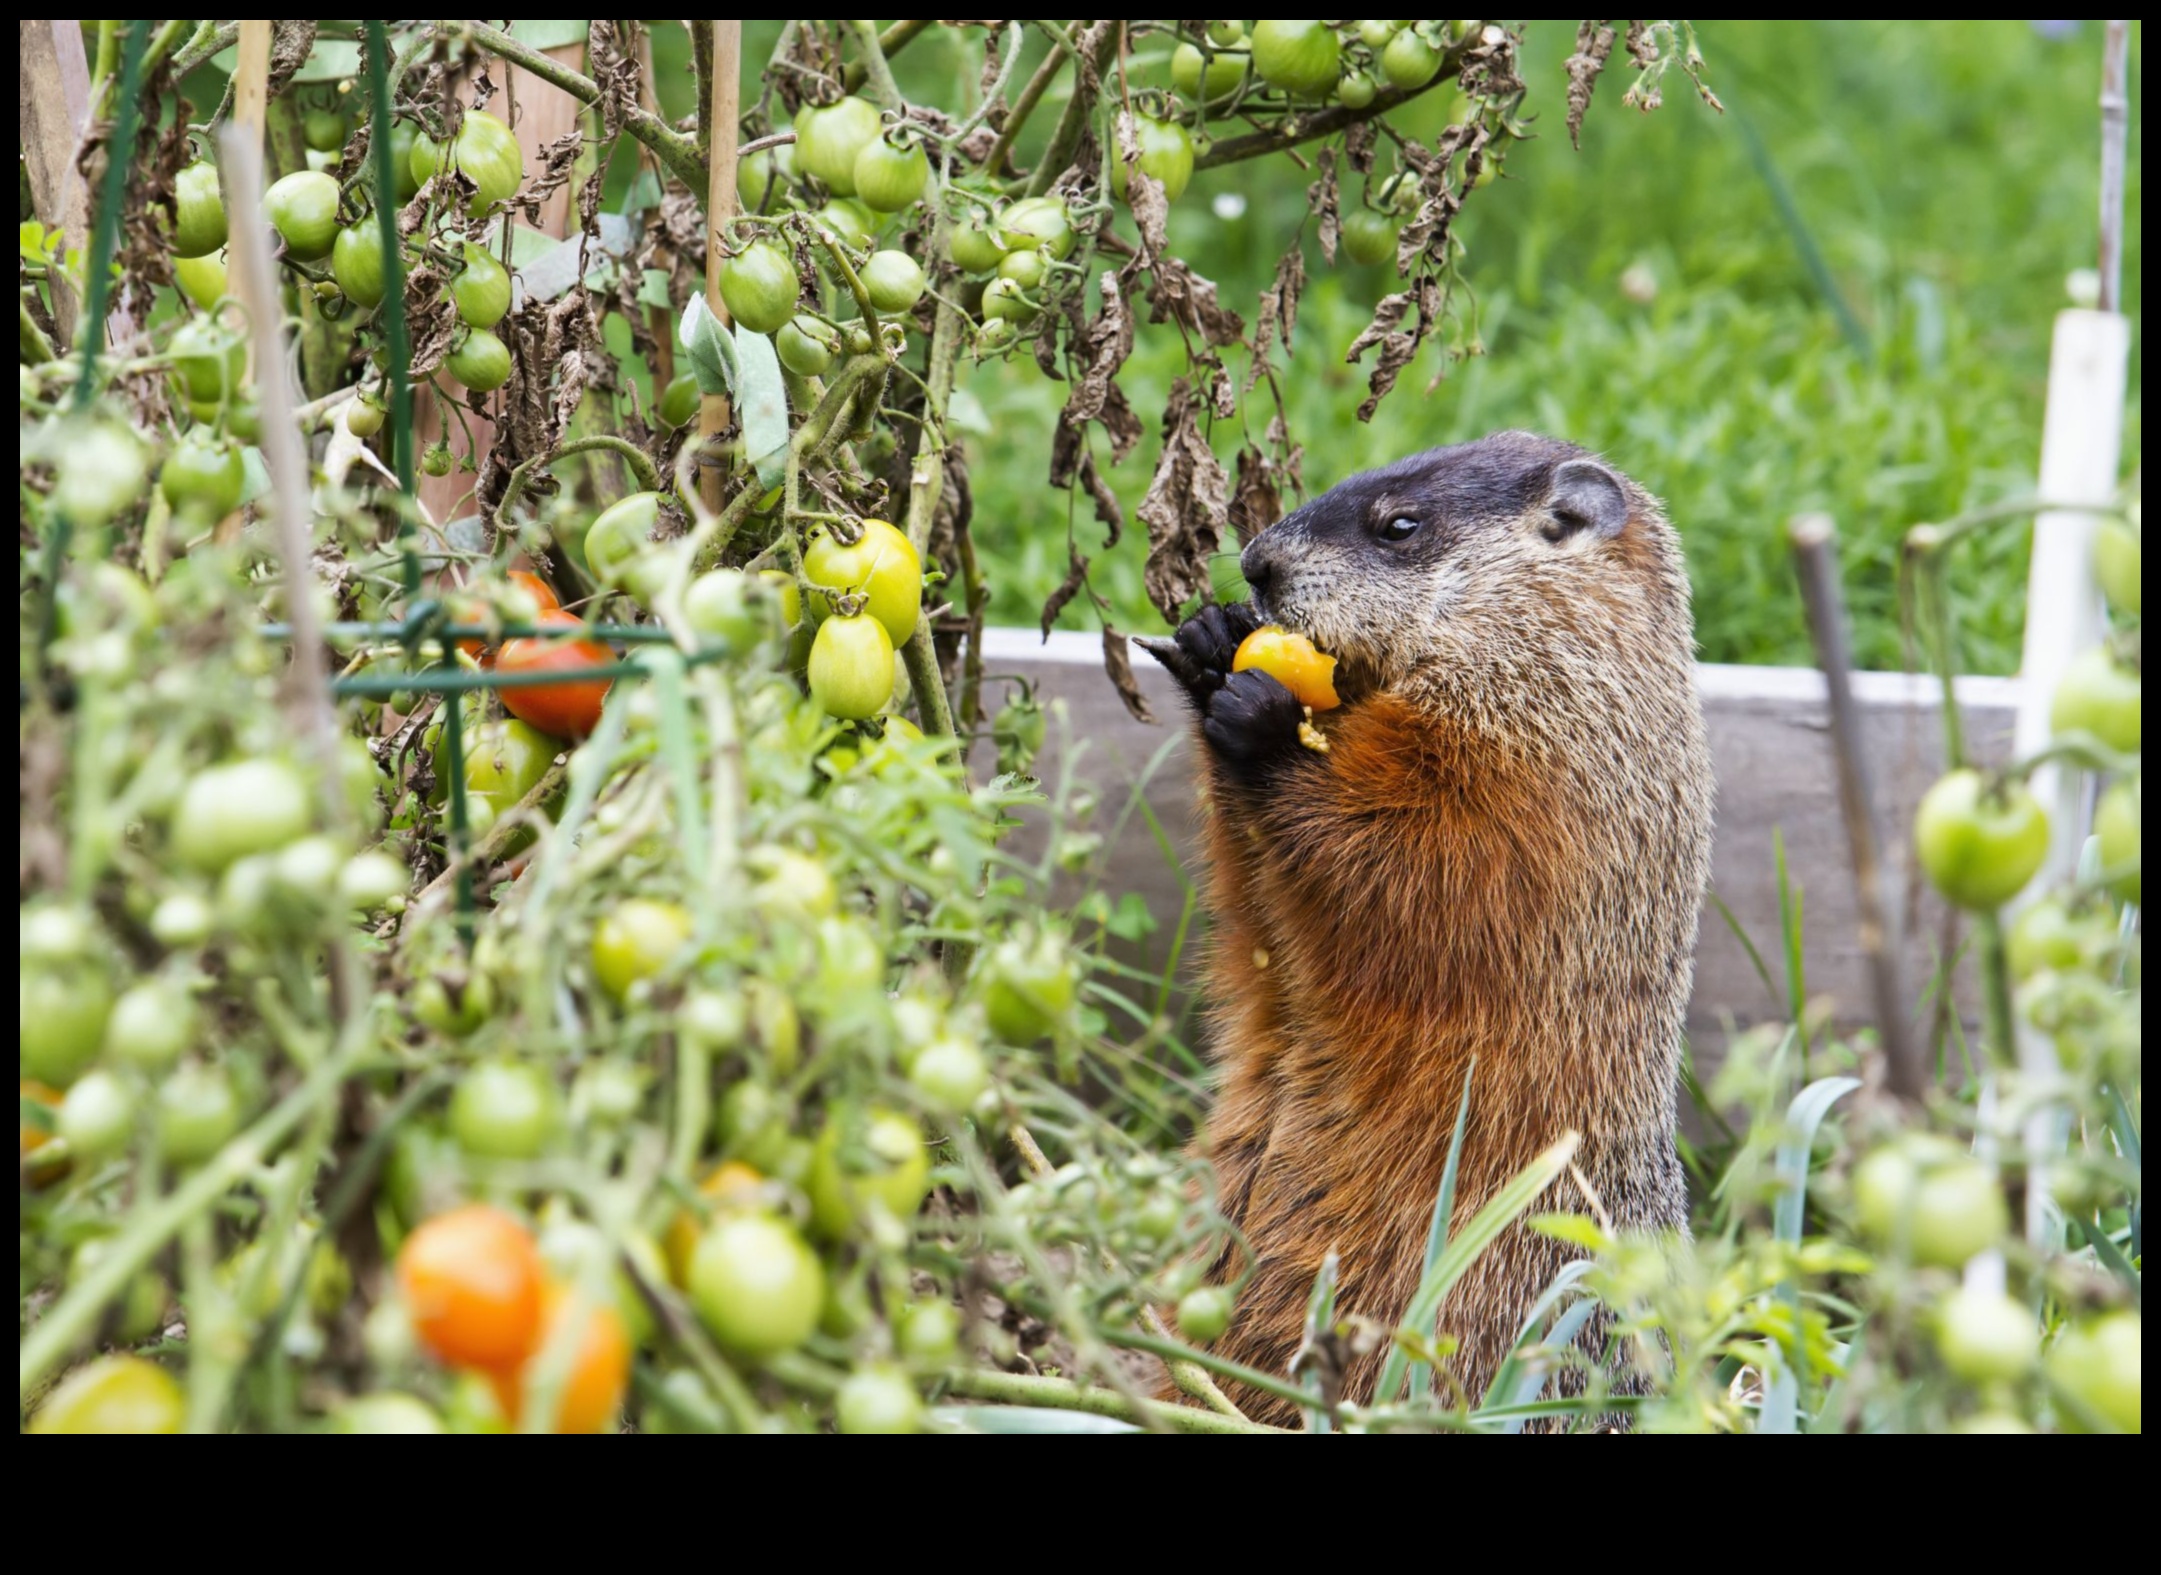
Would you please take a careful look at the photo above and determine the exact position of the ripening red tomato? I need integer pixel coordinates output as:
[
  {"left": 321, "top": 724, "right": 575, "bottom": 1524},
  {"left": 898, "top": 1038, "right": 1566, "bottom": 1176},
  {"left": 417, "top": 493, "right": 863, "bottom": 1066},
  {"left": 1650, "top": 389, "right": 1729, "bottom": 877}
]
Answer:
[
  {"left": 486, "top": 1280, "right": 631, "bottom": 1433},
  {"left": 496, "top": 610, "right": 613, "bottom": 739}
]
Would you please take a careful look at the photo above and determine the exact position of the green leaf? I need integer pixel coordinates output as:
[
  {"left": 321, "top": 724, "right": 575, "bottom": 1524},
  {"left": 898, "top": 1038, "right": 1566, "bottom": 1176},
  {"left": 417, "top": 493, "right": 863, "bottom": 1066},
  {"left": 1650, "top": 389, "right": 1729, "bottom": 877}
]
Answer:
[
  {"left": 1377, "top": 1125, "right": 1580, "bottom": 1408},
  {"left": 1104, "top": 892, "right": 1157, "bottom": 943},
  {"left": 1406, "top": 1058, "right": 1477, "bottom": 1405},
  {"left": 1773, "top": 1075, "right": 1860, "bottom": 1246},
  {"left": 677, "top": 298, "right": 789, "bottom": 491},
  {"left": 1300, "top": 1251, "right": 1340, "bottom": 1435},
  {"left": 1527, "top": 1212, "right": 1610, "bottom": 1251},
  {"left": 929, "top": 1405, "right": 1141, "bottom": 1435}
]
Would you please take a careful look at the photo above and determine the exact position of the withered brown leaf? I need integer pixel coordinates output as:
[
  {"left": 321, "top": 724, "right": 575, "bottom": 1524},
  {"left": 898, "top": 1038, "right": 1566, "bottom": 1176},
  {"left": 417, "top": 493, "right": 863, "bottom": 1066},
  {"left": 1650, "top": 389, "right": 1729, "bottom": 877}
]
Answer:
[
  {"left": 1101, "top": 628, "right": 1156, "bottom": 724},
  {"left": 1138, "top": 378, "right": 1230, "bottom": 623}
]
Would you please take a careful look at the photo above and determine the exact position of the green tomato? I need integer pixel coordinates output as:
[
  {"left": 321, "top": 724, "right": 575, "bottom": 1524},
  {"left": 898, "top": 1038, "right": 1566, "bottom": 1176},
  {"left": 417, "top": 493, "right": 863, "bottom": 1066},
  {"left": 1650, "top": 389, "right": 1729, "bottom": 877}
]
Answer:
[
  {"left": 265, "top": 170, "right": 342, "bottom": 261},
  {"left": 449, "top": 1060, "right": 561, "bottom": 1159},
  {"left": 29, "top": 1356, "right": 183, "bottom": 1434},
  {"left": 411, "top": 958, "right": 497, "bottom": 1038},
  {"left": 1851, "top": 1137, "right": 2007, "bottom": 1269},
  {"left": 1207, "top": 20, "right": 1248, "bottom": 48},
  {"left": 172, "top": 251, "right": 228, "bottom": 311},
  {"left": 149, "top": 893, "right": 215, "bottom": 950},
  {"left": 978, "top": 931, "right": 1077, "bottom": 1045},
  {"left": 2046, "top": 1311, "right": 2141, "bottom": 1433},
  {"left": 345, "top": 389, "right": 386, "bottom": 438},
  {"left": 908, "top": 1035, "right": 989, "bottom": 1111},
  {"left": 159, "top": 433, "right": 246, "bottom": 521},
  {"left": 172, "top": 758, "right": 312, "bottom": 874},
  {"left": 1356, "top": 19, "right": 1401, "bottom": 49},
  {"left": 861, "top": 249, "right": 926, "bottom": 314},
  {"left": 719, "top": 240, "right": 801, "bottom": 336},
  {"left": 451, "top": 241, "right": 512, "bottom": 328},
  {"left": 809, "top": 614, "right": 898, "bottom": 722},
  {"left": 1341, "top": 207, "right": 1401, "bottom": 267},
  {"left": 446, "top": 328, "right": 511, "bottom": 392},
  {"left": 1336, "top": 69, "right": 1378, "bottom": 110},
  {"left": 2049, "top": 645, "right": 2141, "bottom": 755},
  {"left": 836, "top": 1365, "right": 923, "bottom": 1434},
  {"left": 58, "top": 1069, "right": 136, "bottom": 1161},
  {"left": 105, "top": 979, "right": 197, "bottom": 1070},
  {"left": 807, "top": 1107, "right": 931, "bottom": 1239},
  {"left": 688, "top": 1213, "right": 826, "bottom": 1361},
  {"left": 948, "top": 211, "right": 1009, "bottom": 275},
  {"left": 684, "top": 568, "right": 777, "bottom": 654},
  {"left": 1113, "top": 115, "right": 1197, "bottom": 205},
  {"left": 436, "top": 716, "right": 560, "bottom": 848},
  {"left": 2094, "top": 778, "right": 2139, "bottom": 905},
  {"left": 172, "top": 161, "right": 227, "bottom": 259},
  {"left": 975, "top": 317, "right": 1017, "bottom": 353},
  {"left": 1172, "top": 42, "right": 1249, "bottom": 109},
  {"left": 156, "top": 1064, "right": 241, "bottom": 1165},
  {"left": 304, "top": 107, "right": 348, "bottom": 154},
  {"left": 2093, "top": 517, "right": 2141, "bottom": 615},
  {"left": 385, "top": 123, "right": 421, "bottom": 203},
  {"left": 583, "top": 491, "right": 665, "bottom": 590},
  {"left": 816, "top": 198, "right": 878, "bottom": 253},
  {"left": 794, "top": 96, "right": 883, "bottom": 197},
  {"left": 1934, "top": 1285, "right": 2039, "bottom": 1384},
  {"left": 998, "top": 195, "right": 1075, "bottom": 260},
  {"left": 169, "top": 315, "right": 246, "bottom": 404},
  {"left": 657, "top": 370, "right": 701, "bottom": 429},
  {"left": 802, "top": 517, "right": 922, "bottom": 645},
  {"left": 896, "top": 1298, "right": 962, "bottom": 1364},
  {"left": 997, "top": 248, "right": 1048, "bottom": 290},
  {"left": 1251, "top": 19, "right": 1344, "bottom": 100},
  {"left": 1380, "top": 27, "right": 1441, "bottom": 89},
  {"left": 2006, "top": 898, "right": 2108, "bottom": 981},
  {"left": 420, "top": 441, "right": 454, "bottom": 478},
  {"left": 981, "top": 276, "right": 1037, "bottom": 325},
  {"left": 1914, "top": 769, "right": 2049, "bottom": 910},
  {"left": 410, "top": 110, "right": 523, "bottom": 214},
  {"left": 736, "top": 142, "right": 795, "bottom": 211},
  {"left": 592, "top": 898, "right": 693, "bottom": 1002},
  {"left": 337, "top": 849, "right": 409, "bottom": 913},
  {"left": 333, "top": 1393, "right": 445, "bottom": 1434},
  {"left": 1176, "top": 1285, "right": 1235, "bottom": 1343},
  {"left": 748, "top": 846, "right": 839, "bottom": 921},
  {"left": 776, "top": 314, "right": 840, "bottom": 377},
  {"left": 852, "top": 135, "right": 929, "bottom": 212}
]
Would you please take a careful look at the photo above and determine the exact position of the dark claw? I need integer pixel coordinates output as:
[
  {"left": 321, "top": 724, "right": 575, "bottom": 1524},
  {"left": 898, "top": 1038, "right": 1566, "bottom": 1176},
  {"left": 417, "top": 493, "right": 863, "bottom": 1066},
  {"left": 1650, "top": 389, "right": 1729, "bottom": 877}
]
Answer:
[
  {"left": 1143, "top": 602, "right": 1265, "bottom": 711},
  {"left": 1201, "top": 668, "right": 1305, "bottom": 780}
]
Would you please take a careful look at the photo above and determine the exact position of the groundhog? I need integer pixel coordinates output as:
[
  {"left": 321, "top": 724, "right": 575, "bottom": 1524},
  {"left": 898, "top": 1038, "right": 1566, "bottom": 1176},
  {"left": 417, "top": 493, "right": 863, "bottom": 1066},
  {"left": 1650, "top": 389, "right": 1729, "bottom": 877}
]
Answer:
[{"left": 1139, "top": 431, "right": 1714, "bottom": 1427}]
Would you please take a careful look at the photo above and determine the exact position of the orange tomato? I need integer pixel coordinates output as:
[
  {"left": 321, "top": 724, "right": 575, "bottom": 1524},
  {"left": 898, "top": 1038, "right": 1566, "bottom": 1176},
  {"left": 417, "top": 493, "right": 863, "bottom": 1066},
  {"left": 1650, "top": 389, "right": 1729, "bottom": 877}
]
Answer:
[
  {"left": 21, "top": 1079, "right": 63, "bottom": 1156},
  {"left": 486, "top": 1280, "right": 631, "bottom": 1433},
  {"left": 1232, "top": 625, "right": 1341, "bottom": 712},
  {"left": 664, "top": 1160, "right": 768, "bottom": 1285},
  {"left": 496, "top": 609, "right": 613, "bottom": 739},
  {"left": 396, "top": 1203, "right": 545, "bottom": 1370},
  {"left": 455, "top": 570, "right": 565, "bottom": 663}
]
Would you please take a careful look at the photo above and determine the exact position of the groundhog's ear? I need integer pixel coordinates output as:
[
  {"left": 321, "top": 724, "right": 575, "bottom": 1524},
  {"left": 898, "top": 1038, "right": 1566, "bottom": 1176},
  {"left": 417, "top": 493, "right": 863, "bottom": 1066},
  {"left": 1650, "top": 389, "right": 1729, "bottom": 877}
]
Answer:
[{"left": 1544, "top": 459, "right": 1630, "bottom": 541}]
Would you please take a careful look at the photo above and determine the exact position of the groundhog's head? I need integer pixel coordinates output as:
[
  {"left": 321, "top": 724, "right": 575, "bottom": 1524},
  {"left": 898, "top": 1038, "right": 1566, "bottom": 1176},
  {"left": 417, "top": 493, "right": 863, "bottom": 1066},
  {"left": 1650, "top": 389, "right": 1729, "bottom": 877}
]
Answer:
[{"left": 1240, "top": 431, "right": 1693, "bottom": 704}]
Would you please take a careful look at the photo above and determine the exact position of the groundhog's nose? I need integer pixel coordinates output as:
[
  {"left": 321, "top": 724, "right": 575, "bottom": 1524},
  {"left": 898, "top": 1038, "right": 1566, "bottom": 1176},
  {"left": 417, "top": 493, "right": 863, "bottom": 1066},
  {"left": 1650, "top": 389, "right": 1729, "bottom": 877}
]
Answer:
[{"left": 1241, "top": 533, "right": 1282, "bottom": 608}]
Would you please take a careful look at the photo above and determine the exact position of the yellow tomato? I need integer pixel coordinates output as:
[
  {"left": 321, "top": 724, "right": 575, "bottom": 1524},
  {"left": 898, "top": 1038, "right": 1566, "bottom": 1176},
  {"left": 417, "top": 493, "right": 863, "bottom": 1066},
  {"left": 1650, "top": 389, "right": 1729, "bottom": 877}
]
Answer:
[{"left": 1232, "top": 625, "right": 1341, "bottom": 711}]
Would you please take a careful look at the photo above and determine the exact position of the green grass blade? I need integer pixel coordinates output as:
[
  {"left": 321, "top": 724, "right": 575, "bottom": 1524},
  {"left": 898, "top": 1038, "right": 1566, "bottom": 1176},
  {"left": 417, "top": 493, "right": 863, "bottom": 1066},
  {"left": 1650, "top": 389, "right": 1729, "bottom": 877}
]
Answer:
[
  {"left": 1709, "top": 889, "right": 1780, "bottom": 1010},
  {"left": 1488, "top": 1296, "right": 1601, "bottom": 1434},
  {"left": 1299, "top": 1251, "right": 1340, "bottom": 1434},
  {"left": 1773, "top": 1076, "right": 1861, "bottom": 1245},
  {"left": 1373, "top": 1129, "right": 1581, "bottom": 1408},
  {"left": 2074, "top": 1215, "right": 2140, "bottom": 1295},
  {"left": 1480, "top": 1258, "right": 1597, "bottom": 1414},
  {"left": 1407, "top": 1058, "right": 1478, "bottom": 1405}
]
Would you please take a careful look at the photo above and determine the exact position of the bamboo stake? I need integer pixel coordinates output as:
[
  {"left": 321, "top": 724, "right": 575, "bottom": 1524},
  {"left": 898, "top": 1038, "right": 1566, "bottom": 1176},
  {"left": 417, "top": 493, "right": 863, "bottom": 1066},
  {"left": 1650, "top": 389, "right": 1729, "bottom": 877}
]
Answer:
[
  {"left": 19, "top": 21, "right": 95, "bottom": 343},
  {"left": 231, "top": 20, "right": 272, "bottom": 140},
  {"left": 700, "top": 22, "right": 743, "bottom": 515},
  {"left": 1789, "top": 514, "right": 1921, "bottom": 1100},
  {"left": 2097, "top": 20, "right": 2129, "bottom": 314}
]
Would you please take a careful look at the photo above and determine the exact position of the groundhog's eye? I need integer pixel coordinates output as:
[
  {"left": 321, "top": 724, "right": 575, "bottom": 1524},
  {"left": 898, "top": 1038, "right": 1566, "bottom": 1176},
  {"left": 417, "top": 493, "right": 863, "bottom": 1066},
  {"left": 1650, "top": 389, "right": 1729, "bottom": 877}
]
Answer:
[{"left": 1377, "top": 516, "right": 1421, "bottom": 544}]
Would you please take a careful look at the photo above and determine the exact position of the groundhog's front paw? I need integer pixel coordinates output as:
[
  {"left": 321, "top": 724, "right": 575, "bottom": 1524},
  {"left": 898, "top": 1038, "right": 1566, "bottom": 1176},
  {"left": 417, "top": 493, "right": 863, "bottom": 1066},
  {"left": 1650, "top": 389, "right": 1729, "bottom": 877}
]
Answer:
[
  {"left": 1135, "top": 602, "right": 1264, "bottom": 710},
  {"left": 1202, "top": 668, "right": 1305, "bottom": 778}
]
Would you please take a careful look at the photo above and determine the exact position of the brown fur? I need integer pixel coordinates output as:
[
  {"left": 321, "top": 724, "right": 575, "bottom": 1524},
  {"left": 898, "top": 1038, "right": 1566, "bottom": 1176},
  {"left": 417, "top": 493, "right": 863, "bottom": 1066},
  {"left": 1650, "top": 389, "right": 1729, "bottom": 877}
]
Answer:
[{"left": 1177, "top": 435, "right": 1713, "bottom": 1425}]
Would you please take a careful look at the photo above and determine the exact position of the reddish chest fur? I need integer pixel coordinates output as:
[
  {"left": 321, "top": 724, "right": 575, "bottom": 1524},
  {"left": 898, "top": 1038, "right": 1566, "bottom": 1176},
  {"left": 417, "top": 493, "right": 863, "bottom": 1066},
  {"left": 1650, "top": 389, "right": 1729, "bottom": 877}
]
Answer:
[{"left": 1190, "top": 690, "right": 1700, "bottom": 1423}]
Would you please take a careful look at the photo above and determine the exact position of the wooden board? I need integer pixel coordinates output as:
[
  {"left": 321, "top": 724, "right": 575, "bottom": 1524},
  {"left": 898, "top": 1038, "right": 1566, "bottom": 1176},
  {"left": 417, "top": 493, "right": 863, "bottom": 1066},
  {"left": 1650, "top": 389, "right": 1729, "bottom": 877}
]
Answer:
[{"left": 974, "top": 628, "right": 2019, "bottom": 1061}]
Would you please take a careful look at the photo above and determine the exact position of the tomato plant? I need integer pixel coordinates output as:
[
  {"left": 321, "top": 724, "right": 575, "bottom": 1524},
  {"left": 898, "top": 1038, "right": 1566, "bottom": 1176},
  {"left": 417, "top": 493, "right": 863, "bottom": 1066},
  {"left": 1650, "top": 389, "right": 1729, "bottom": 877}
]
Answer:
[
  {"left": 1914, "top": 769, "right": 2050, "bottom": 910},
  {"left": 171, "top": 161, "right": 227, "bottom": 259},
  {"left": 411, "top": 110, "right": 524, "bottom": 213},
  {"left": 264, "top": 170, "right": 342, "bottom": 261}
]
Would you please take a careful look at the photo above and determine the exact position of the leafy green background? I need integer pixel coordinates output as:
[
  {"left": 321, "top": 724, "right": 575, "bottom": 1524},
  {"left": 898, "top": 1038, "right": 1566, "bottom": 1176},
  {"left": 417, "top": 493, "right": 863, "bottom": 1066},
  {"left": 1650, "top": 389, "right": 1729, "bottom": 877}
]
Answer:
[{"left": 873, "top": 19, "right": 2142, "bottom": 673}]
